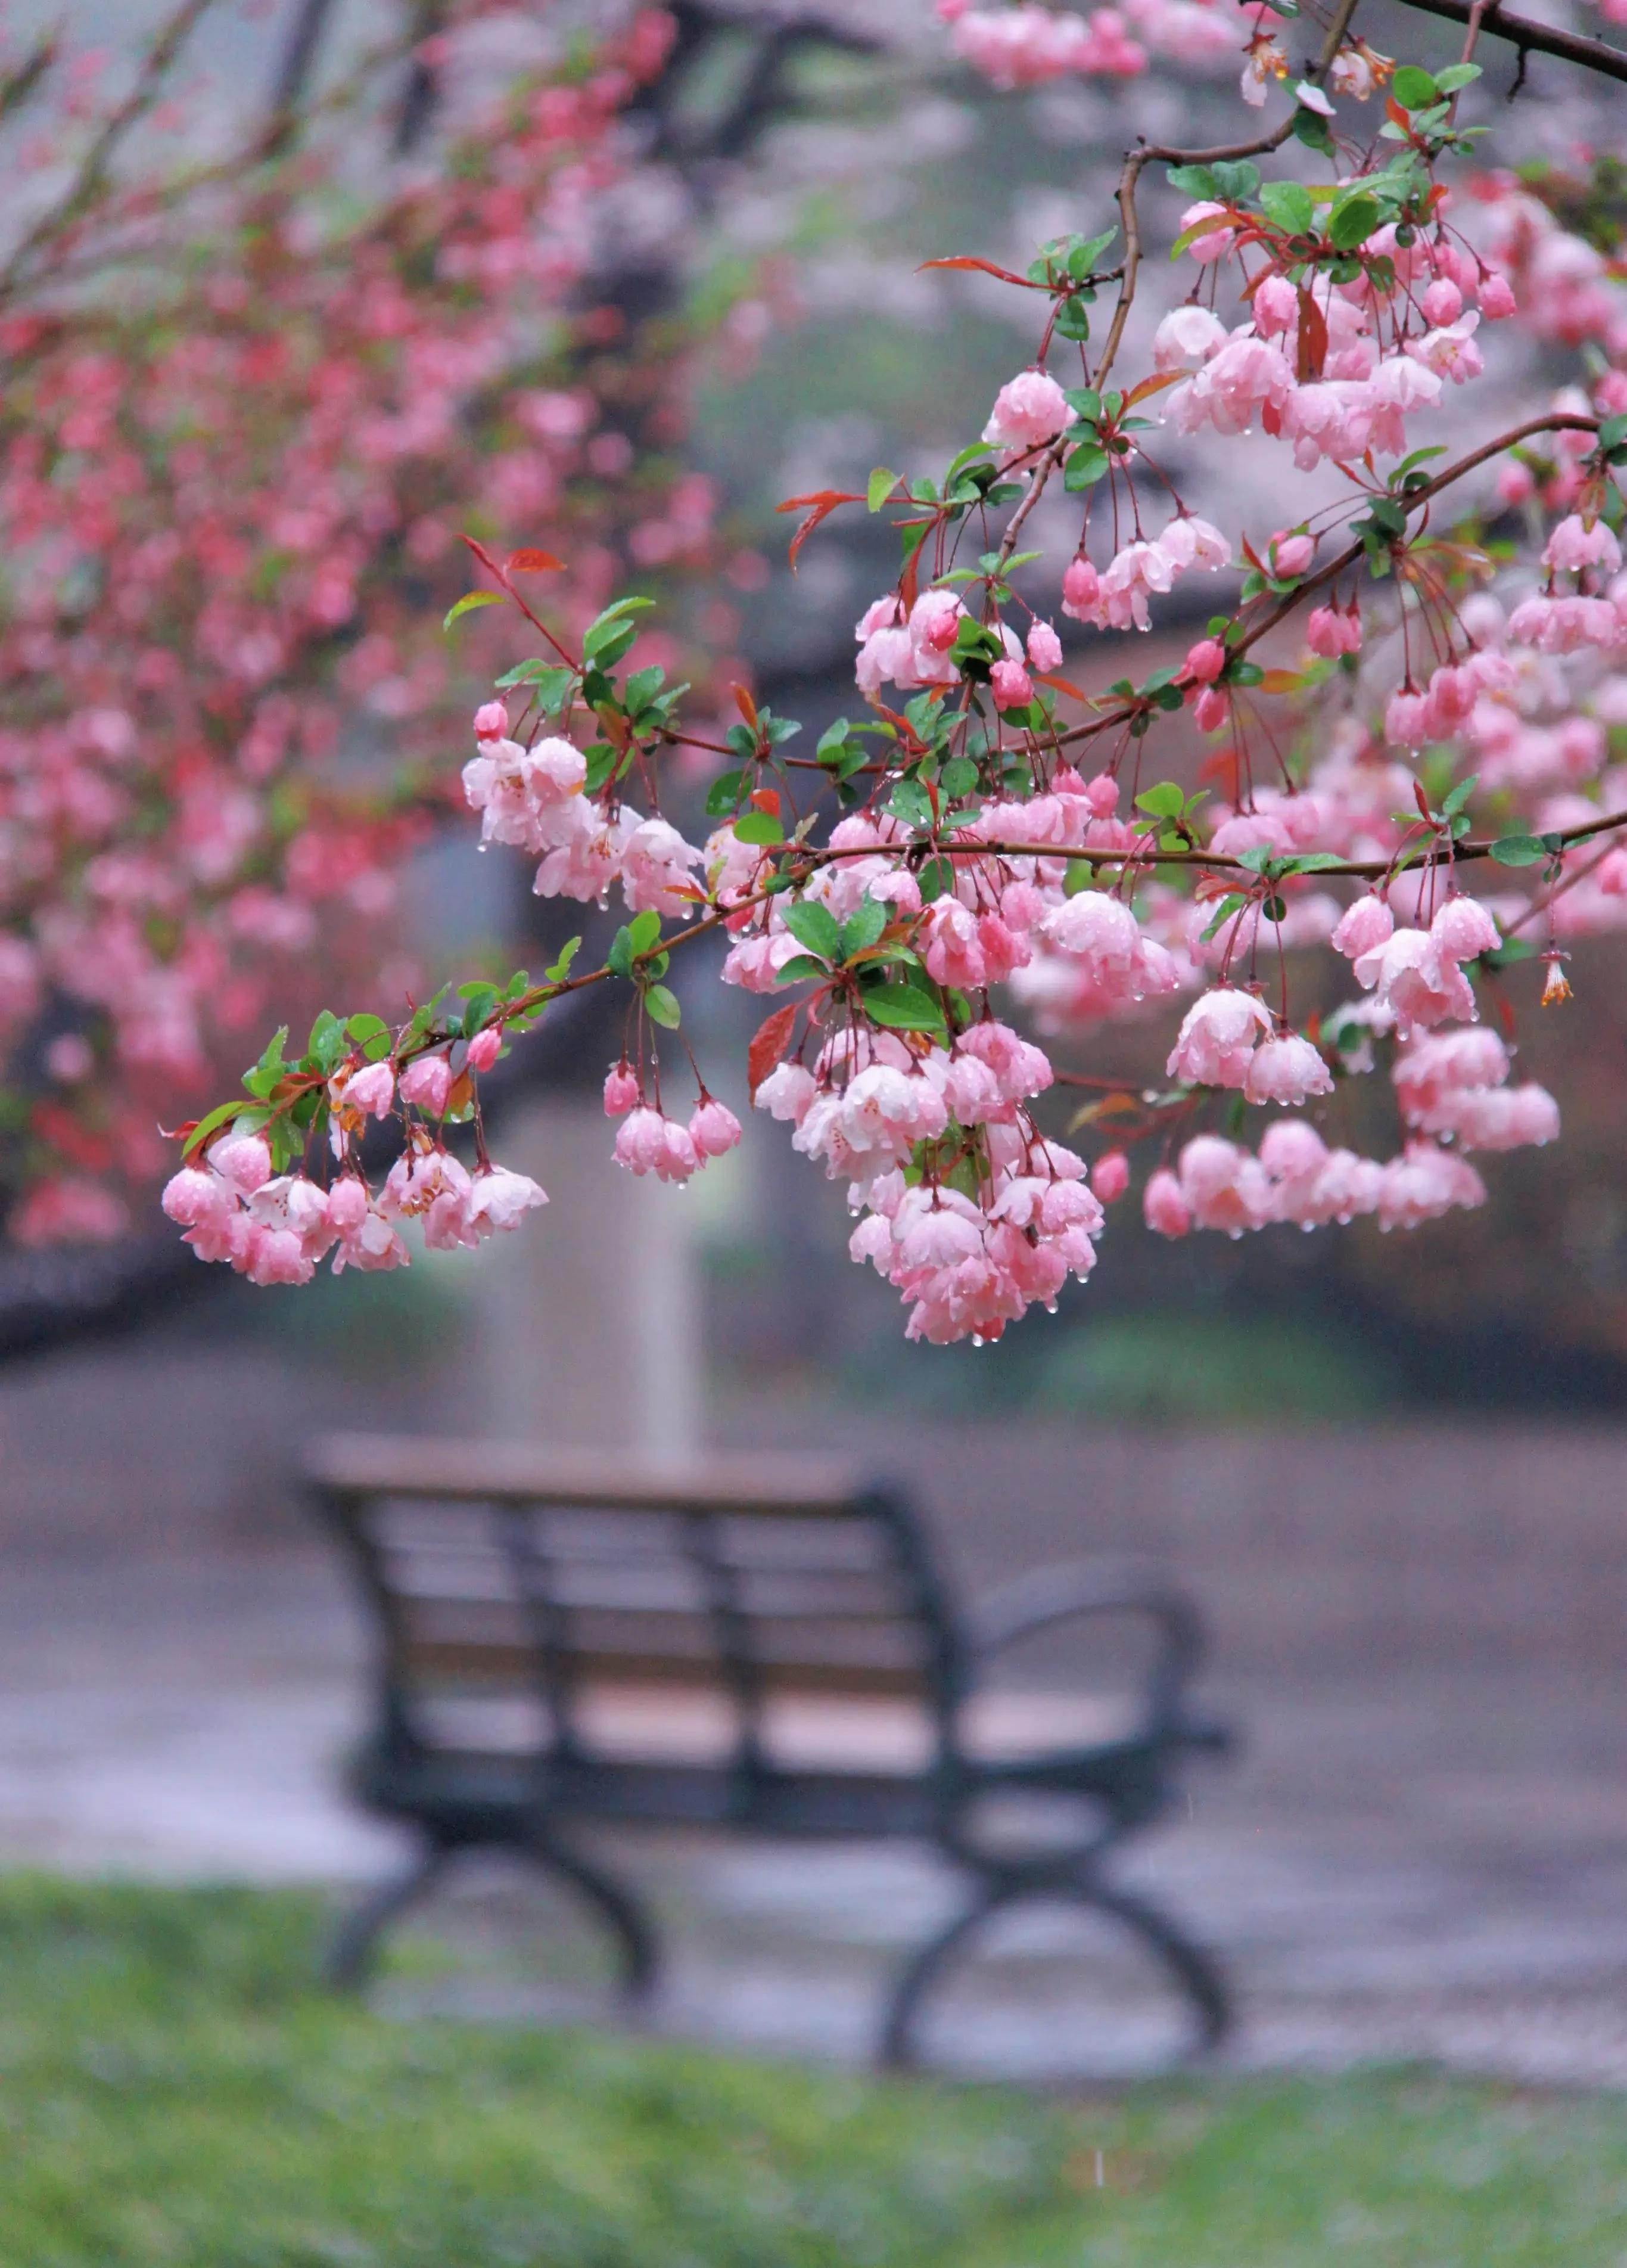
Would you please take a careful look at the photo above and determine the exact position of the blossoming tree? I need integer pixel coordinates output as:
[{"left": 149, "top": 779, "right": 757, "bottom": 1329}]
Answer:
[
  {"left": 0, "top": 0, "right": 749, "bottom": 1256},
  {"left": 163, "top": 0, "right": 1627, "bottom": 1349}
]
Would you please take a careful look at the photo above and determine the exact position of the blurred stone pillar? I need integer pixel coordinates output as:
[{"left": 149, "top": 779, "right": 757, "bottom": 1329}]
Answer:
[{"left": 458, "top": 1096, "right": 703, "bottom": 1455}]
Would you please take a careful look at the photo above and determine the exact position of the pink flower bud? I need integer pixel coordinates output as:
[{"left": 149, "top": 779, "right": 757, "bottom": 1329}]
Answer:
[
  {"left": 465, "top": 1028, "right": 502, "bottom": 1074},
  {"left": 1090, "top": 1151, "right": 1130, "bottom": 1204},
  {"left": 1421, "top": 278, "right": 1463, "bottom": 325},
  {"left": 1252, "top": 272, "right": 1298, "bottom": 336},
  {"left": 1476, "top": 272, "right": 1516, "bottom": 319},
  {"left": 1182, "top": 637, "right": 1227, "bottom": 686},
  {"left": 689, "top": 1097, "right": 742, "bottom": 1158},
  {"left": 603, "top": 1062, "right": 640, "bottom": 1116},
  {"left": 1332, "top": 893, "right": 1393, "bottom": 959},
  {"left": 990, "top": 658, "right": 1033, "bottom": 710},
  {"left": 1026, "top": 619, "right": 1063, "bottom": 674},
  {"left": 1084, "top": 772, "right": 1119, "bottom": 818},
  {"left": 1143, "top": 1167, "right": 1191, "bottom": 1238},
  {"left": 327, "top": 1178, "right": 369, "bottom": 1234},
  {"left": 1497, "top": 459, "right": 1535, "bottom": 506},
  {"left": 162, "top": 1167, "right": 225, "bottom": 1225},
  {"left": 473, "top": 701, "right": 509, "bottom": 740},
  {"left": 1193, "top": 686, "right": 1228, "bottom": 733},
  {"left": 399, "top": 1054, "right": 453, "bottom": 1116},
  {"left": 1270, "top": 530, "right": 1315, "bottom": 578},
  {"left": 1061, "top": 556, "right": 1100, "bottom": 619}
]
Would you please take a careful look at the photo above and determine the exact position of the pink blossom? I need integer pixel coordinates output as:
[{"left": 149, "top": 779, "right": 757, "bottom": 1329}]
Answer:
[
  {"left": 468, "top": 1164, "right": 547, "bottom": 1232},
  {"left": 1269, "top": 530, "right": 1314, "bottom": 578},
  {"left": 1477, "top": 272, "right": 1516, "bottom": 319},
  {"left": 211, "top": 1133, "right": 273, "bottom": 1193},
  {"left": 620, "top": 816, "right": 701, "bottom": 915},
  {"left": 1166, "top": 987, "right": 1272, "bottom": 1087},
  {"left": 1061, "top": 555, "right": 1101, "bottom": 621},
  {"left": 1385, "top": 688, "right": 1430, "bottom": 747},
  {"left": 1178, "top": 1135, "right": 1271, "bottom": 1235},
  {"left": 399, "top": 1053, "right": 452, "bottom": 1116},
  {"left": 754, "top": 1062, "right": 816, "bottom": 1123},
  {"left": 1543, "top": 514, "right": 1622, "bottom": 576},
  {"left": 1143, "top": 1166, "right": 1190, "bottom": 1237},
  {"left": 1026, "top": 619, "right": 1063, "bottom": 673},
  {"left": 603, "top": 1062, "right": 640, "bottom": 1116},
  {"left": 1181, "top": 637, "right": 1227, "bottom": 685},
  {"left": 1306, "top": 604, "right": 1361, "bottom": 657},
  {"left": 990, "top": 657, "right": 1034, "bottom": 709},
  {"left": 1333, "top": 893, "right": 1394, "bottom": 959},
  {"left": 1090, "top": 1150, "right": 1130, "bottom": 1204},
  {"left": 1376, "top": 1140, "right": 1487, "bottom": 1231},
  {"left": 615, "top": 1107, "right": 700, "bottom": 1182},
  {"left": 982, "top": 368, "right": 1071, "bottom": 452},
  {"left": 472, "top": 700, "right": 508, "bottom": 740},
  {"left": 343, "top": 1061, "right": 396, "bottom": 1119},
  {"left": 1252, "top": 273, "right": 1298, "bottom": 336},
  {"left": 466, "top": 1028, "right": 503, "bottom": 1073},
  {"left": 689, "top": 1096, "right": 742, "bottom": 1157},
  {"left": 1151, "top": 305, "right": 1228, "bottom": 368},
  {"left": 1430, "top": 896, "right": 1500, "bottom": 963},
  {"left": 1243, "top": 1032, "right": 1334, "bottom": 1107}
]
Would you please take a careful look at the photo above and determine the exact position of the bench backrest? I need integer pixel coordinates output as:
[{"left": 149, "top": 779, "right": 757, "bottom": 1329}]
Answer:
[{"left": 306, "top": 1435, "right": 966, "bottom": 1777}]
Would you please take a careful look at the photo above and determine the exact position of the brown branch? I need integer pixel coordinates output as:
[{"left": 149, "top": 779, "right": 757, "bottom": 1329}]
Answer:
[{"left": 1389, "top": 0, "right": 1627, "bottom": 88}]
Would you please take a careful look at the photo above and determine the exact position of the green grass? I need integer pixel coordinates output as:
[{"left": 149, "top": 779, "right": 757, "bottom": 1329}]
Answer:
[{"left": 1, "top": 1877, "right": 1625, "bottom": 2266}]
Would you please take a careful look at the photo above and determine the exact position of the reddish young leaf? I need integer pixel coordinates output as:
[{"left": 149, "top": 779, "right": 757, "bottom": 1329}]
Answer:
[
  {"left": 1034, "top": 670, "right": 1090, "bottom": 703},
  {"left": 1296, "top": 288, "right": 1329, "bottom": 383},
  {"left": 507, "top": 548, "right": 564, "bottom": 573},
  {"left": 917, "top": 256, "right": 1037, "bottom": 287},
  {"left": 749, "top": 786, "right": 781, "bottom": 816},
  {"left": 775, "top": 489, "right": 864, "bottom": 570},
  {"left": 1122, "top": 369, "right": 1183, "bottom": 410},
  {"left": 748, "top": 1001, "right": 799, "bottom": 1098},
  {"left": 732, "top": 681, "right": 759, "bottom": 728}
]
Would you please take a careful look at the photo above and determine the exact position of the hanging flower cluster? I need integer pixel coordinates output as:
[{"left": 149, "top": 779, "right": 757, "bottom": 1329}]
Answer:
[{"left": 163, "top": 0, "right": 1627, "bottom": 1340}]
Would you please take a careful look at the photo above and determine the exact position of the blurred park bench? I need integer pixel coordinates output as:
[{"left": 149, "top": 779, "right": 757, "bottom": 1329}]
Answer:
[{"left": 307, "top": 1433, "right": 1234, "bottom": 2067}]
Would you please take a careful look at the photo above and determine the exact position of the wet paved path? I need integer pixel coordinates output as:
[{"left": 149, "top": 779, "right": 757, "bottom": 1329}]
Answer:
[{"left": 2, "top": 1555, "right": 1625, "bottom": 2087}]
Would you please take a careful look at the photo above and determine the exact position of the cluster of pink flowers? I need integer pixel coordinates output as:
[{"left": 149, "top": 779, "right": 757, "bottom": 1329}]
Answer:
[
  {"left": 153, "top": 4, "right": 1627, "bottom": 1352},
  {"left": 938, "top": 0, "right": 1248, "bottom": 86},
  {"left": 605, "top": 1069, "right": 742, "bottom": 1183},
  {"left": 1145, "top": 1124, "right": 1486, "bottom": 1239},
  {"left": 162, "top": 1128, "right": 545, "bottom": 1287}
]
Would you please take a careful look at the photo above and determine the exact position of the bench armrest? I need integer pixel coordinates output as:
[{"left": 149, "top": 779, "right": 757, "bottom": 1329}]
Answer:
[{"left": 963, "top": 1558, "right": 1228, "bottom": 1753}]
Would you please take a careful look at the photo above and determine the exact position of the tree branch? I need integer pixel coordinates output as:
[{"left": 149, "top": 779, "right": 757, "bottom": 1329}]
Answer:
[{"left": 1389, "top": 0, "right": 1627, "bottom": 88}]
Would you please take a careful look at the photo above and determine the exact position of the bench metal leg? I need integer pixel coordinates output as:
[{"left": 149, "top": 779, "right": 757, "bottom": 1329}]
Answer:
[
  {"left": 325, "top": 1841, "right": 447, "bottom": 1990},
  {"left": 879, "top": 1863, "right": 1229, "bottom": 2071},
  {"left": 522, "top": 1826, "right": 660, "bottom": 2006}
]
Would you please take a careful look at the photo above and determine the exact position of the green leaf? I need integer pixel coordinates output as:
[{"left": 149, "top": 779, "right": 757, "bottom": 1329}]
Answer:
[
  {"left": 544, "top": 937, "right": 580, "bottom": 984},
  {"left": 306, "top": 1010, "right": 346, "bottom": 1072},
  {"left": 1053, "top": 297, "right": 1091, "bottom": 341},
  {"left": 1441, "top": 772, "right": 1480, "bottom": 819},
  {"left": 864, "top": 986, "right": 946, "bottom": 1034},
  {"left": 346, "top": 1012, "right": 393, "bottom": 1062},
  {"left": 459, "top": 984, "right": 499, "bottom": 1037},
  {"left": 733, "top": 809, "right": 785, "bottom": 847},
  {"left": 888, "top": 779, "right": 935, "bottom": 830},
  {"left": 628, "top": 909, "right": 662, "bottom": 954},
  {"left": 867, "top": 467, "right": 898, "bottom": 512},
  {"left": 644, "top": 984, "right": 682, "bottom": 1029},
  {"left": 816, "top": 717, "right": 853, "bottom": 760},
  {"left": 606, "top": 927, "right": 636, "bottom": 980},
  {"left": 443, "top": 590, "right": 504, "bottom": 632},
  {"left": 1598, "top": 413, "right": 1627, "bottom": 456},
  {"left": 916, "top": 857, "right": 956, "bottom": 902},
  {"left": 583, "top": 743, "right": 621, "bottom": 794},
  {"left": 705, "top": 768, "right": 746, "bottom": 818},
  {"left": 1488, "top": 834, "right": 1546, "bottom": 866},
  {"left": 1200, "top": 891, "right": 1248, "bottom": 942},
  {"left": 1327, "top": 194, "right": 1382, "bottom": 251},
  {"left": 1210, "top": 160, "right": 1261, "bottom": 201},
  {"left": 782, "top": 900, "right": 842, "bottom": 962},
  {"left": 1134, "top": 780, "right": 1186, "bottom": 819},
  {"left": 940, "top": 756, "right": 978, "bottom": 801},
  {"left": 1392, "top": 64, "right": 1439, "bottom": 108},
  {"left": 1165, "top": 163, "right": 1217, "bottom": 198},
  {"left": 1259, "top": 180, "right": 1315, "bottom": 236},
  {"left": 773, "top": 955, "right": 830, "bottom": 986},
  {"left": 493, "top": 663, "right": 574, "bottom": 713},
  {"left": 1063, "top": 444, "right": 1110, "bottom": 492},
  {"left": 841, "top": 896, "right": 889, "bottom": 958},
  {"left": 623, "top": 663, "right": 666, "bottom": 714},
  {"left": 1433, "top": 60, "right": 1481, "bottom": 92}
]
